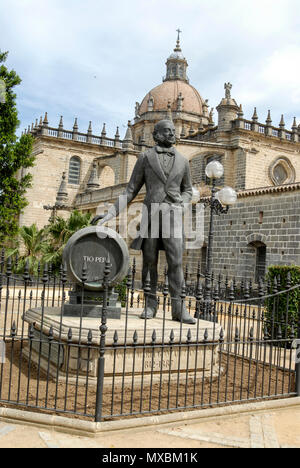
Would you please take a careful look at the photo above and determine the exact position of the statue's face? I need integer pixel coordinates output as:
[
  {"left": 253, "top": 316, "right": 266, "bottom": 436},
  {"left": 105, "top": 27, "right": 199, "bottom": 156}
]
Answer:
[{"left": 154, "top": 121, "right": 176, "bottom": 147}]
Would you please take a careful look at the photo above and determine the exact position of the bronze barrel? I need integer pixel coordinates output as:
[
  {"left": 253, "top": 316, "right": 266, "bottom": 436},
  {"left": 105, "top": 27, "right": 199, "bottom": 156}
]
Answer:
[{"left": 63, "top": 226, "right": 130, "bottom": 291}]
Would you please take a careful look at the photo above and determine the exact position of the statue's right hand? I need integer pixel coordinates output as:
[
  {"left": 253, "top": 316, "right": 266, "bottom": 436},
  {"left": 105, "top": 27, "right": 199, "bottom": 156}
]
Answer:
[{"left": 91, "top": 214, "right": 106, "bottom": 226}]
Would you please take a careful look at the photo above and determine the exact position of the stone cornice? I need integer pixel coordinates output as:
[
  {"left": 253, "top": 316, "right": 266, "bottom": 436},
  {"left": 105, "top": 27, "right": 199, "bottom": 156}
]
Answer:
[
  {"left": 200, "top": 182, "right": 300, "bottom": 201},
  {"left": 237, "top": 182, "right": 300, "bottom": 197},
  {"left": 178, "top": 140, "right": 231, "bottom": 150}
]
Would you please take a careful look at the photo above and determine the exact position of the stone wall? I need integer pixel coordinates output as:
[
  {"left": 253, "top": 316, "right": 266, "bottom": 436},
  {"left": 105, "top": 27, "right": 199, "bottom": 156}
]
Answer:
[
  {"left": 244, "top": 139, "right": 300, "bottom": 189},
  {"left": 19, "top": 137, "right": 97, "bottom": 228},
  {"left": 192, "top": 187, "right": 300, "bottom": 283}
]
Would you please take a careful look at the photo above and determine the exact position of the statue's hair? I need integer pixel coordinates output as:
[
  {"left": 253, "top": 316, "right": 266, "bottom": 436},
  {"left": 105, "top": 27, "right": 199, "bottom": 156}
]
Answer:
[{"left": 153, "top": 120, "right": 175, "bottom": 143}]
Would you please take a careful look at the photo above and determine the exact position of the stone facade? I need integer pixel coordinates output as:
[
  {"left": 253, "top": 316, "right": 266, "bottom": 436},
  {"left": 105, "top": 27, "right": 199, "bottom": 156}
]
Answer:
[{"left": 19, "top": 123, "right": 141, "bottom": 229}]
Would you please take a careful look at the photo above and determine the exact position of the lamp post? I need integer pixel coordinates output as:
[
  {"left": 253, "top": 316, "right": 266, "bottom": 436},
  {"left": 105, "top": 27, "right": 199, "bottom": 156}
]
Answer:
[{"left": 201, "top": 161, "right": 237, "bottom": 321}]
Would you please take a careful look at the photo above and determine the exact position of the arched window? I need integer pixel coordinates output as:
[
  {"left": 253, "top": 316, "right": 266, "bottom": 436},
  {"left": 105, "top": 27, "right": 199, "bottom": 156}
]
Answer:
[
  {"left": 68, "top": 156, "right": 81, "bottom": 185},
  {"left": 99, "top": 166, "right": 115, "bottom": 188}
]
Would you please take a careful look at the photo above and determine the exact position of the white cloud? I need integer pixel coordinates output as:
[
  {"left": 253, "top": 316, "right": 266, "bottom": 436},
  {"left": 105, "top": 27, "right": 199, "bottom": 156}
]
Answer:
[
  {"left": 1, "top": 0, "right": 300, "bottom": 134},
  {"left": 261, "top": 45, "right": 300, "bottom": 101}
]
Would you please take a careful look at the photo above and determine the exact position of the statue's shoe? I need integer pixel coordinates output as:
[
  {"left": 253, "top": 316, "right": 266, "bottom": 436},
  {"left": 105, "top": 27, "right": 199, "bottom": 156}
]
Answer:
[
  {"left": 172, "top": 306, "right": 196, "bottom": 325},
  {"left": 139, "top": 307, "right": 157, "bottom": 319}
]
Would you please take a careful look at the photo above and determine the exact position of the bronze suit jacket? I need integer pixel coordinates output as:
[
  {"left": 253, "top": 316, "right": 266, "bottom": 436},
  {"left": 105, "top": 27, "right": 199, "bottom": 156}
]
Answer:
[{"left": 111, "top": 146, "right": 193, "bottom": 250}]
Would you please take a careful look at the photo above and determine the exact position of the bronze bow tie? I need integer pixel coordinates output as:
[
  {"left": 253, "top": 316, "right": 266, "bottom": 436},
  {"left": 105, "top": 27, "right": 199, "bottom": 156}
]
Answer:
[{"left": 156, "top": 146, "right": 175, "bottom": 156}]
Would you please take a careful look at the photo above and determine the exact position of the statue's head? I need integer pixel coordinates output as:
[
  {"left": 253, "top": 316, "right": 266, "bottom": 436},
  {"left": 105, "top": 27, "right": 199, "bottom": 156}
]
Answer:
[{"left": 153, "top": 120, "right": 176, "bottom": 148}]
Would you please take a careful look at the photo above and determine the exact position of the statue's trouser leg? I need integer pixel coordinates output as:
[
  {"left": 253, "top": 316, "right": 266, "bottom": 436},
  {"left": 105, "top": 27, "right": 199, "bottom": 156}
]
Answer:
[
  {"left": 162, "top": 207, "right": 196, "bottom": 324},
  {"left": 162, "top": 235, "right": 184, "bottom": 318},
  {"left": 141, "top": 237, "right": 159, "bottom": 317}
]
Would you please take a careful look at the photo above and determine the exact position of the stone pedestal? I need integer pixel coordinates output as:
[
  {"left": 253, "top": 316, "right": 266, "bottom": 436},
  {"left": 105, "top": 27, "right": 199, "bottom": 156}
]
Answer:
[
  {"left": 63, "top": 287, "right": 121, "bottom": 319},
  {"left": 22, "top": 308, "right": 222, "bottom": 386}
]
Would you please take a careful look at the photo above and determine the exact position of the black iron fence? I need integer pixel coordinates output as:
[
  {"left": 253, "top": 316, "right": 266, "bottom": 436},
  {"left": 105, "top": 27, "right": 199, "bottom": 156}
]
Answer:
[{"left": 0, "top": 253, "right": 299, "bottom": 422}]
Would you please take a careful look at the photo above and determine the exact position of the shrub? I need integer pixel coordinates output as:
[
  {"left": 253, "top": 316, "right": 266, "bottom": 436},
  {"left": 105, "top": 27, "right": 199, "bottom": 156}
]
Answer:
[
  {"left": 265, "top": 265, "right": 300, "bottom": 341},
  {"left": 114, "top": 277, "right": 128, "bottom": 307}
]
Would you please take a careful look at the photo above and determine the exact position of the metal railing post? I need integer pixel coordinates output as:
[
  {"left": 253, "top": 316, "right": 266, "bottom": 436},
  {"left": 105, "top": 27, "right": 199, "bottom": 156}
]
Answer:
[
  {"left": 296, "top": 300, "right": 300, "bottom": 396},
  {"left": 95, "top": 257, "right": 111, "bottom": 422}
]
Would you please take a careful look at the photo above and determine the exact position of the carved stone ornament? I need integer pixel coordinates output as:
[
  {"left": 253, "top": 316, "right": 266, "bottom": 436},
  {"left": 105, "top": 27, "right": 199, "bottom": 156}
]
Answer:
[{"left": 269, "top": 157, "right": 295, "bottom": 186}]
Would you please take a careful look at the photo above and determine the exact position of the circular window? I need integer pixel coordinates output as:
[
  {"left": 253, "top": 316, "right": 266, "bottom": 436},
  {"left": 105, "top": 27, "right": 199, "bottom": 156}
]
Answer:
[{"left": 269, "top": 157, "right": 295, "bottom": 186}]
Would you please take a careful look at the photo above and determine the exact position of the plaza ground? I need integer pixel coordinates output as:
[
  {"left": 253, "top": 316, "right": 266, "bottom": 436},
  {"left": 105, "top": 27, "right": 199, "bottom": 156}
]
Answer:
[{"left": 0, "top": 397, "right": 300, "bottom": 448}]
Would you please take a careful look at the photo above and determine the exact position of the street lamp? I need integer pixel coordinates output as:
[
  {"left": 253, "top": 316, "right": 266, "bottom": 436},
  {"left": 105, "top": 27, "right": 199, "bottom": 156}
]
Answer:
[{"left": 200, "top": 161, "right": 237, "bottom": 321}]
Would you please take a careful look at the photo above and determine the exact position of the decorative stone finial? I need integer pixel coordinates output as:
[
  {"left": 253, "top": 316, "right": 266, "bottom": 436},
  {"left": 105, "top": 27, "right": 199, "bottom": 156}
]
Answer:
[
  {"left": 115, "top": 126, "right": 120, "bottom": 139},
  {"left": 101, "top": 123, "right": 106, "bottom": 137},
  {"left": 114, "top": 126, "right": 121, "bottom": 148},
  {"left": 43, "top": 112, "right": 49, "bottom": 126},
  {"left": 166, "top": 100, "right": 173, "bottom": 121},
  {"left": 292, "top": 118, "right": 298, "bottom": 142},
  {"left": 122, "top": 121, "right": 134, "bottom": 150},
  {"left": 58, "top": 116, "right": 64, "bottom": 129},
  {"left": 266, "top": 110, "right": 272, "bottom": 125},
  {"left": 57, "top": 116, "right": 64, "bottom": 138},
  {"left": 279, "top": 115, "right": 285, "bottom": 129},
  {"left": 252, "top": 108, "right": 258, "bottom": 122},
  {"left": 237, "top": 104, "right": 244, "bottom": 118},
  {"left": 87, "top": 161, "right": 100, "bottom": 191},
  {"left": 72, "top": 118, "right": 78, "bottom": 141},
  {"left": 73, "top": 118, "right": 78, "bottom": 131},
  {"left": 56, "top": 172, "right": 68, "bottom": 205}
]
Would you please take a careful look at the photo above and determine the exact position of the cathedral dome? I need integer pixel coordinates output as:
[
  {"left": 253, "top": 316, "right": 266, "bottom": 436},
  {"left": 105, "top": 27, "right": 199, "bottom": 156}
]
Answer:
[{"left": 139, "top": 80, "right": 205, "bottom": 116}]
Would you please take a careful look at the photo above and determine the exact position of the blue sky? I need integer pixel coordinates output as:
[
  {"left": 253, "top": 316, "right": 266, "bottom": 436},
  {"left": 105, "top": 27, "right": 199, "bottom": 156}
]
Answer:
[{"left": 1, "top": 0, "right": 300, "bottom": 138}]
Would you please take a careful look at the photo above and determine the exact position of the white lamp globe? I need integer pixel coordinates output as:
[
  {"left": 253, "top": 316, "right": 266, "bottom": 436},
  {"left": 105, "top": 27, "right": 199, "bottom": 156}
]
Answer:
[
  {"left": 205, "top": 161, "right": 224, "bottom": 179},
  {"left": 217, "top": 187, "right": 237, "bottom": 206},
  {"left": 191, "top": 186, "right": 200, "bottom": 204}
]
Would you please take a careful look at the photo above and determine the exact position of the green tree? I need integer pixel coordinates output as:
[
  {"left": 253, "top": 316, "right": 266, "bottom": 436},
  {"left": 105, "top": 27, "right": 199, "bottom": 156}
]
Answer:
[
  {"left": 0, "top": 51, "right": 34, "bottom": 242},
  {"left": 42, "top": 210, "right": 93, "bottom": 270},
  {"left": 6, "top": 224, "right": 47, "bottom": 274}
]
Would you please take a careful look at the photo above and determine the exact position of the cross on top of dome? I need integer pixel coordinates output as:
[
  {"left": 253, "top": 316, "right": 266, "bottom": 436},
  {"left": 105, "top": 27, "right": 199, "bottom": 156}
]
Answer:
[{"left": 175, "top": 28, "right": 182, "bottom": 52}]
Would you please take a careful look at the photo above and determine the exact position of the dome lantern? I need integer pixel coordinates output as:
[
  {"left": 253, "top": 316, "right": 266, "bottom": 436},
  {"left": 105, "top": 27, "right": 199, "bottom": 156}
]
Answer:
[{"left": 164, "top": 29, "right": 189, "bottom": 83}]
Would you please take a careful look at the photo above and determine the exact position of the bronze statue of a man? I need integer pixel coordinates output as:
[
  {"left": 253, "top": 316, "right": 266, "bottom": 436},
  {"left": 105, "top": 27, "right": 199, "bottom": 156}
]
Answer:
[{"left": 92, "top": 120, "right": 196, "bottom": 324}]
